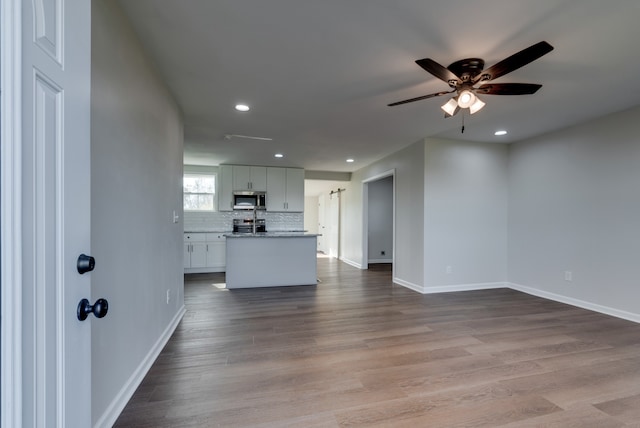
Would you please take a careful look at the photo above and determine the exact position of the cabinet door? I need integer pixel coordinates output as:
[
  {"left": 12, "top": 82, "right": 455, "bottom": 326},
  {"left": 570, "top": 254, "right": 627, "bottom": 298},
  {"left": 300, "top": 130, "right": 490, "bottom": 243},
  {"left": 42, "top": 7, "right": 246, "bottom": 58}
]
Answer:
[
  {"left": 206, "top": 234, "right": 226, "bottom": 268},
  {"left": 190, "top": 242, "right": 208, "bottom": 268},
  {"left": 219, "top": 165, "right": 233, "bottom": 211},
  {"left": 285, "top": 168, "right": 305, "bottom": 212},
  {"left": 183, "top": 243, "right": 191, "bottom": 268},
  {"left": 266, "top": 167, "right": 287, "bottom": 211},
  {"left": 233, "top": 165, "right": 251, "bottom": 190},
  {"left": 206, "top": 241, "right": 226, "bottom": 268},
  {"left": 249, "top": 166, "right": 267, "bottom": 191},
  {"left": 233, "top": 165, "right": 267, "bottom": 191}
]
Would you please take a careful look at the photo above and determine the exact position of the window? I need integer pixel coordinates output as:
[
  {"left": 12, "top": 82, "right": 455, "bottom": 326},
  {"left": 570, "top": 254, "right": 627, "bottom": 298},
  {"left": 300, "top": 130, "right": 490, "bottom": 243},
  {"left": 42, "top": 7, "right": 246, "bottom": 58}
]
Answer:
[{"left": 183, "top": 174, "right": 216, "bottom": 211}]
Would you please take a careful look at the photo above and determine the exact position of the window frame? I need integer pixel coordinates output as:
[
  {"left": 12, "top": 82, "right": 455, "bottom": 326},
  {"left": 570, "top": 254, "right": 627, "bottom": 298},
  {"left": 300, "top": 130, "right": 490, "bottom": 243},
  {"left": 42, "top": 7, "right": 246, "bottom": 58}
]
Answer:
[{"left": 183, "top": 172, "right": 217, "bottom": 212}]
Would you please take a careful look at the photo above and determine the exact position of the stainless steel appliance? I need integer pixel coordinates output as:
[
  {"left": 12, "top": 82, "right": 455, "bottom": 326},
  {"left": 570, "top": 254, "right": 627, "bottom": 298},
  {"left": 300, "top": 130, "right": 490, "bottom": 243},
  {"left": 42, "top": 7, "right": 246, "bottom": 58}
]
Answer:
[
  {"left": 233, "top": 191, "right": 266, "bottom": 210},
  {"left": 233, "top": 218, "right": 266, "bottom": 234}
]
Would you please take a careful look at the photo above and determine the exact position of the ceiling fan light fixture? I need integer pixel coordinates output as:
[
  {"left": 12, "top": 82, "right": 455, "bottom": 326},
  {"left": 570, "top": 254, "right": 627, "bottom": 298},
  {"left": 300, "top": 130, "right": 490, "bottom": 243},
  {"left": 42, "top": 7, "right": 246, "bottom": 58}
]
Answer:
[
  {"left": 469, "top": 97, "right": 486, "bottom": 114},
  {"left": 457, "top": 90, "right": 476, "bottom": 109},
  {"left": 441, "top": 98, "right": 458, "bottom": 116}
]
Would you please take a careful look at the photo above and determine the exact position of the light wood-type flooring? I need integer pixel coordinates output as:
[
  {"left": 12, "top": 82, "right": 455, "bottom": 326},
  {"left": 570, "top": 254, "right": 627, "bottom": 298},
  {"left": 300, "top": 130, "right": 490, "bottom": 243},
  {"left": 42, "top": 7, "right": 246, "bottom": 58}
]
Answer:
[{"left": 115, "top": 257, "right": 640, "bottom": 427}]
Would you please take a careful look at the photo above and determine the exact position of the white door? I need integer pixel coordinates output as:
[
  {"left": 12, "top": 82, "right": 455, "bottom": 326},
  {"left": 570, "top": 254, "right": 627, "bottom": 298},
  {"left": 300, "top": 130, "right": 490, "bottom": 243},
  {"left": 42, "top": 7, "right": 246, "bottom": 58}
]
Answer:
[
  {"left": 317, "top": 194, "right": 327, "bottom": 253},
  {"left": 17, "top": 0, "right": 92, "bottom": 426}
]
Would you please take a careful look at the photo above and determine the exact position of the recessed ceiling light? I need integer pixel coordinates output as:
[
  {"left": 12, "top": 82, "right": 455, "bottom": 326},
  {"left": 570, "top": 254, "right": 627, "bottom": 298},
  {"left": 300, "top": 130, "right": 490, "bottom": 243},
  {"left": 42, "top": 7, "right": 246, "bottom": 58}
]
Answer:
[
  {"left": 346, "top": 158, "right": 355, "bottom": 163},
  {"left": 235, "top": 104, "right": 250, "bottom": 112},
  {"left": 274, "top": 153, "right": 284, "bottom": 158},
  {"left": 494, "top": 130, "right": 507, "bottom": 136}
]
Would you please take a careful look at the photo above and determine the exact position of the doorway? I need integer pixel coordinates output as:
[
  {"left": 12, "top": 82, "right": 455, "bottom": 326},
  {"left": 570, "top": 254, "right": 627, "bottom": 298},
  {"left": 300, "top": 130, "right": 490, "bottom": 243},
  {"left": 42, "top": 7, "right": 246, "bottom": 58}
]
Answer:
[{"left": 363, "top": 170, "right": 395, "bottom": 273}]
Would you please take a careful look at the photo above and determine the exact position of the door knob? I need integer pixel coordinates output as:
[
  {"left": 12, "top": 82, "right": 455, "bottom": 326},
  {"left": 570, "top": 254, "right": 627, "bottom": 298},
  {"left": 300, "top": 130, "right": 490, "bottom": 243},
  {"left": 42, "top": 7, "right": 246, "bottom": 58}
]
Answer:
[
  {"left": 77, "top": 298, "right": 109, "bottom": 321},
  {"left": 77, "top": 254, "right": 95, "bottom": 274}
]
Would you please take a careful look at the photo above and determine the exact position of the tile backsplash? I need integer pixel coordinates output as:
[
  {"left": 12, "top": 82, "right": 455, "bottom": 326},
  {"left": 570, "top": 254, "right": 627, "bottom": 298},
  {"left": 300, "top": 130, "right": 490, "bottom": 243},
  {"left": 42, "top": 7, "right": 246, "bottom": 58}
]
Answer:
[{"left": 184, "top": 210, "right": 303, "bottom": 232}]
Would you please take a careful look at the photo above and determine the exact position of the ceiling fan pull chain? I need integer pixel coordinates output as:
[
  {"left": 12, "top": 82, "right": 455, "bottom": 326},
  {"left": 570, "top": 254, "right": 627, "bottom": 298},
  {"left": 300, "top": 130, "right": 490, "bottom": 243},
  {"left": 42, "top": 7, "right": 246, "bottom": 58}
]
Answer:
[{"left": 461, "top": 110, "right": 465, "bottom": 133}]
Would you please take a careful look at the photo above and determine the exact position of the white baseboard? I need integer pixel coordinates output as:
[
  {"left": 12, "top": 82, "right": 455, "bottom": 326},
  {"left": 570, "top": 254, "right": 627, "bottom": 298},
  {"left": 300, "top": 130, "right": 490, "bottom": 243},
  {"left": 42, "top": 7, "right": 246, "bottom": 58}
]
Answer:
[
  {"left": 340, "top": 257, "right": 363, "bottom": 269},
  {"left": 393, "top": 277, "right": 424, "bottom": 293},
  {"left": 421, "top": 282, "right": 507, "bottom": 294},
  {"left": 508, "top": 282, "right": 640, "bottom": 324},
  {"left": 393, "top": 279, "right": 507, "bottom": 295},
  {"left": 94, "top": 305, "right": 186, "bottom": 428},
  {"left": 368, "top": 258, "right": 392, "bottom": 264},
  {"left": 184, "top": 266, "right": 225, "bottom": 274}
]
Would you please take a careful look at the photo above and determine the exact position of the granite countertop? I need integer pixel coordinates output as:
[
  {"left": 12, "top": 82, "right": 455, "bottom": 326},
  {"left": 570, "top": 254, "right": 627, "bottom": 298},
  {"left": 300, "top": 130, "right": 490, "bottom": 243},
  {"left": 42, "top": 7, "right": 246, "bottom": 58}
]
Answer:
[{"left": 224, "top": 232, "right": 321, "bottom": 238}]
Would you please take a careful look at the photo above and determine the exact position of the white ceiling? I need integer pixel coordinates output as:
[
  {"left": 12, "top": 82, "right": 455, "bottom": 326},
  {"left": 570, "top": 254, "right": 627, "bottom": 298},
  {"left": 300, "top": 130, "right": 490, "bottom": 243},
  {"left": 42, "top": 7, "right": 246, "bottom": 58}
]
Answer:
[{"left": 118, "top": 1, "right": 640, "bottom": 173}]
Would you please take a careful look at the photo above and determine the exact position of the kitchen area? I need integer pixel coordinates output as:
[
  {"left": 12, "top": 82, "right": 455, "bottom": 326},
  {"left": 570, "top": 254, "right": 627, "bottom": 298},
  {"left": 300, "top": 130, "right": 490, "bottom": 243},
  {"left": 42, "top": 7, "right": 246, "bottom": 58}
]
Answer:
[{"left": 183, "top": 164, "right": 319, "bottom": 288}]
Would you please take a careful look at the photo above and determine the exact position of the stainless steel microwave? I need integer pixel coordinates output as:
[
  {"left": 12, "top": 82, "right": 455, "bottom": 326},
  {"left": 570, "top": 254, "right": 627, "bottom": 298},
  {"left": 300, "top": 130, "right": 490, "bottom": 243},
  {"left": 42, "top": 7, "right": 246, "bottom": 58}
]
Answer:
[{"left": 233, "top": 191, "right": 266, "bottom": 210}]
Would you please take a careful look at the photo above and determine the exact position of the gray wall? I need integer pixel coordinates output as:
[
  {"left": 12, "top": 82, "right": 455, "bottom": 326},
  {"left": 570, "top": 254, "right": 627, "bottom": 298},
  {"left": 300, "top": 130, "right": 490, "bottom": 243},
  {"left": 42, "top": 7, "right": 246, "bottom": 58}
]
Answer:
[
  {"left": 91, "top": 0, "right": 185, "bottom": 424},
  {"left": 508, "top": 106, "right": 640, "bottom": 318},
  {"left": 423, "top": 139, "right": 509, "bottom": 291},
  {"left": 367, "top": 176, "right": 393, "bottom": 262},
  {"left": 344, "top": 138, "right": 508, "bottom": 293},
  {"left": 346, "top": 141, "right": 425, "bottom": 289}
]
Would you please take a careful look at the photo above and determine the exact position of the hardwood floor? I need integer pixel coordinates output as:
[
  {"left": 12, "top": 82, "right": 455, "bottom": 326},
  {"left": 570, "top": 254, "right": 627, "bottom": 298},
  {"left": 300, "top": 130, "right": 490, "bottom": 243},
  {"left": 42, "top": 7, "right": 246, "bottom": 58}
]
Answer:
[{"left": 115, "top": 258, "right": 640, "bottom": 427}]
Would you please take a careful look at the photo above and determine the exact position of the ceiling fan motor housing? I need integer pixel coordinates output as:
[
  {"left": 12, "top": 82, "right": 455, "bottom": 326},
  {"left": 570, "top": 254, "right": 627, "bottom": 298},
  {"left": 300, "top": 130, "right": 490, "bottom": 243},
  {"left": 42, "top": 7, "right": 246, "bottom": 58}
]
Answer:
[{"left": 447, "top": 58, "right": 485, "bottom": 83}]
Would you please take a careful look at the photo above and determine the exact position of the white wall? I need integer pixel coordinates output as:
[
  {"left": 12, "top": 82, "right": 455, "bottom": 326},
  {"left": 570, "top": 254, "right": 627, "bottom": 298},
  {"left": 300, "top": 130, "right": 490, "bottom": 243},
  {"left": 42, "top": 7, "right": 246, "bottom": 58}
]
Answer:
[
  {"left": 304, "top": 196, "right": 319, "bottom": 235},
  {"left": 91, "top": 0, "right": 185, "bottom": 425},
  {"left": 508, "top": 106, "right": 640, "bottom": 319},
  {"left": 367, "top": 176, "right": 393, "bottom": 263},
  {"left": 423, "top": 139, "right": 509, "bottom": 291},
  {"left": 347, "top": 141, "right": 425, "bottom": 288}
]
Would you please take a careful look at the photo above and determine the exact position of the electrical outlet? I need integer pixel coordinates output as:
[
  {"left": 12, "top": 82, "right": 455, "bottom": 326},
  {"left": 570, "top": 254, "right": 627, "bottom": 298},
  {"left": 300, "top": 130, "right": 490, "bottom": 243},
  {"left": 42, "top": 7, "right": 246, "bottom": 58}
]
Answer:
[
  {"left": 564, "top": 271, "right": 573, "bottom": 282},
  {"left": 446, "top": 265, "right": 452, "bottom": 274},
  {"left": 172, "top": 210, "right": 179, "bottom": 223},
  {"left": 166, "top": 289, "right": 171, "bottom": 304},
  {"left": 381, "top": 250, "right": 385, "bottom": 256}
]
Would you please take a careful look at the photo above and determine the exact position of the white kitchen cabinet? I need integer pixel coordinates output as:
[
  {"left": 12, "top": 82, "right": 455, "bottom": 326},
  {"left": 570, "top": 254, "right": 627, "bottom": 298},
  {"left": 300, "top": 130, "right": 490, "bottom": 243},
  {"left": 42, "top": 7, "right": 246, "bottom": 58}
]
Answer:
[
  {"left": 184, "top": 233, "right": 208, "bottom": 268},
  {"left": 266, "top": 167, "right": 286, "bottom": 211},
  {"left": 184, "top": 233, "right": 226, "bottom": 272},
  {"left": 183, "top": 243, "right": 191, "bottom": 269},
  {"left": 219, "top": 165, "right": 267, "bottom": 211},
  {"left": 205, "top": 233, "right": 226, "bottom": 269},
  {"left": 232, "top": 165, "right": 267, "bottom": 191},
  {"left": 266, "top": 167, "right": 304, "bottom": 212},
  {"left": 284, "top": 168, "right": 304, "bottom": 211},
  {"left": 218, "top": 165, "right": 234, "bottom": 211}
]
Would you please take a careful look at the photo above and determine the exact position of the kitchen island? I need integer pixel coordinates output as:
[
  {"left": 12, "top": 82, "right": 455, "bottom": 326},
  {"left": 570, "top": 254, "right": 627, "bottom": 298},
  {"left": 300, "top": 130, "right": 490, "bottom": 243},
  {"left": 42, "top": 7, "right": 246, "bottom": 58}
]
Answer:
[{"left": 224, "top": 233, "right": 319, "bottom": 288}]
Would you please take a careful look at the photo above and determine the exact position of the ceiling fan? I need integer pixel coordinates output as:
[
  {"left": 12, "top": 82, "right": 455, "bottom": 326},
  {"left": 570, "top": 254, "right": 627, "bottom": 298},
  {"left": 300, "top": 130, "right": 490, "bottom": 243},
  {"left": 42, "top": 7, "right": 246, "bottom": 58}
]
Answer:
[{"left": 388, "top": 41, "right": 554, "bottom": 117}]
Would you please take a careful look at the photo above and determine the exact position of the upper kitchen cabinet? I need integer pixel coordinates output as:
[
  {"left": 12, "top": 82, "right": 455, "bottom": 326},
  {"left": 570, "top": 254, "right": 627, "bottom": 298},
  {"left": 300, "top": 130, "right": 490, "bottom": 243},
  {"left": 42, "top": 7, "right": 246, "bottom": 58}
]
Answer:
[
  {"left": 219, "top": 165, "right": 233, "bottom": 211},
  {"left": 267, "top": 167, "right": 304, "bottom": 212},
  {"left": 219, "top": 165, "right": 268, "bottom": 211},
  {"left": 233, "top": 165, "right": 267, "bottom": 191}
]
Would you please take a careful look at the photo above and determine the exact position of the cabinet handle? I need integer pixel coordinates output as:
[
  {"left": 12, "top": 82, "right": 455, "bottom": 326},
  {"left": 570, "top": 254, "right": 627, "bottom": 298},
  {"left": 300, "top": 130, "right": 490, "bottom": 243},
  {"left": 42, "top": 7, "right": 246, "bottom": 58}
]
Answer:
[{"left": 206, "top": 244, "right": 209, "bottom": 251}]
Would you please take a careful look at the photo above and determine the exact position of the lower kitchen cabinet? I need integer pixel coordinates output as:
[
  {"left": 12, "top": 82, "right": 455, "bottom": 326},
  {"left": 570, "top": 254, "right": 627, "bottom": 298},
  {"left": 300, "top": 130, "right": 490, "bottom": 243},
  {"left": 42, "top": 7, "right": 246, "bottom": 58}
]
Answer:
[
  {"left": 184, "top": 233, "right": 226, "bottom": 273},
  {"left": 205, "top": 234, "right": 226, "bottom": 270}
]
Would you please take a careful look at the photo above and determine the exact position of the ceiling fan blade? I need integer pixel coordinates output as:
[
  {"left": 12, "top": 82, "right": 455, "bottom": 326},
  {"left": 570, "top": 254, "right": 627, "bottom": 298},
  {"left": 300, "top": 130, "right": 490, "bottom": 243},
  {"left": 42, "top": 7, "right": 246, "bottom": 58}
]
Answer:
[
  {"left": 473, "top": 41, "right": 554, "bottom": 83},
  {"left": 476, "top": 83, "right": 542, "bottom": 95},
  {"left": 415, "top": 58, "right": 462, "bottom": 85},
  {"left": 387, "top": 90, "right": 454, "bottom": 107}
]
